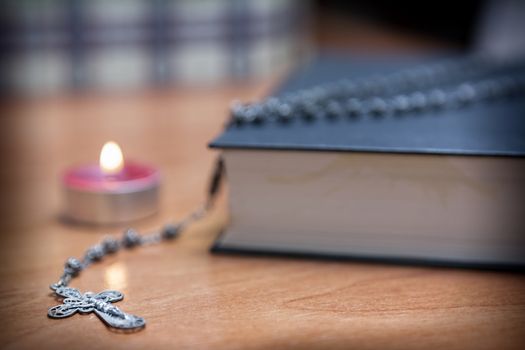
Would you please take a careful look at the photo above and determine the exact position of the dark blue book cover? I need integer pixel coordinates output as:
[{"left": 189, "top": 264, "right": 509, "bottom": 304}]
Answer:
[{"left": 210, "top": 55, "right": 525, "bottom": 157}]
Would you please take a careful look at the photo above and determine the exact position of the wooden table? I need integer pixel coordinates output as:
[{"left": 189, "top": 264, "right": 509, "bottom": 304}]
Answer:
[{"left": 1, "top": 79, "right": 524, "bottom": 350}]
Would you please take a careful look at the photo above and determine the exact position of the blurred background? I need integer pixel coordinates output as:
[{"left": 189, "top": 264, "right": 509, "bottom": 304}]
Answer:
[
  {"left": 1, "top": 0, "right": 311, "bottom": 95},
  {"left": 1, "top": 0, "right": 524, "bottom": 96}
]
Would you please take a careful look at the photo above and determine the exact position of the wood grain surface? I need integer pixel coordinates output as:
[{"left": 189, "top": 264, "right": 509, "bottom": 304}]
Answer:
[{"left": 1, "top": 79, "right": 524, "bottom": 350}]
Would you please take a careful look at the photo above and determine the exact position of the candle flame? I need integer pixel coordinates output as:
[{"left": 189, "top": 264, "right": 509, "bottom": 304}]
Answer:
[{"left": 100, "top": 141, "right": 124, "bottom": 175}]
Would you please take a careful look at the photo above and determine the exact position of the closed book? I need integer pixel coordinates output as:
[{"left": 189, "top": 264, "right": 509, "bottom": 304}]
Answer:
[{"left": 209, "top": 55, "right": 525, "bottom": 268}]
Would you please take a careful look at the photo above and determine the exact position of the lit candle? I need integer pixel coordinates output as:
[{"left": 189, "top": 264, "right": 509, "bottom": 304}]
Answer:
[{"left": 62, "top": 141, "right": 161, "bottom": 225}]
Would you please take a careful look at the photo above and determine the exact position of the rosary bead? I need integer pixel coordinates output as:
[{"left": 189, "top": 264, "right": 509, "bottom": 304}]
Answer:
[
  {"left": 85, "top": 245, "right": 105, "bottom": 261},
  {"left": 61, "top": 274, "right": 72, "bottom": 285},
  {"left": 229, "top": 101, "right": 246, "bottom": 126},
  {"left": 326, "top": 100, "right": 344, "bottom": 119},
  {"left": 235, "top": 103, "right": 264, "bottom": 125},
  {"left": 64, "top": 257, "right": 83, "bottom": 276},
  {"left": 345, "top": 98, "right": 363, "bottom": 117},
  {"left": 276, "top": 102, "right": 293, "bottom": 123},
  {"left": 265, "top": 97, "right": 279, "bottom": 108},
  {"left": 122, "top": 228, "right": 142, "bottom": 248},
  {"left": 247, "top": 105, "right": 265, "bottom": 124},
  {"left": 408, "top": 92, "right": 427, "bottom": 111},
  {"left": 367, "top": 97, "right": 388, "bottom": 117},
  {"left": 455, "top": 83, "right": 476, "bottom": 105},
  {"left": 230, "top": 115, "right": 245, "bottom": 127},
  {"left": 251, "top": 114, "right": 264, "bottom": 125},
  {"left": 263, "top": 97, "right": 279, "bottom": 120},
  {"left": 52, "top": 274, "right": 71, "bottom": 290},
  {"left": 161, "top": 224, "right": 182, "bottom": 240},
  {"left": 102, "top": 237, "right": 120, "bottom": 254},
  {"left": 427, "top": 89, "right": 447, "bottom": 108},
  {"left": 300, "top": 102, "right": 320, "bottom": 121},
  {"left": 391, "top": 95, "right": 410, "bottom": 114}
]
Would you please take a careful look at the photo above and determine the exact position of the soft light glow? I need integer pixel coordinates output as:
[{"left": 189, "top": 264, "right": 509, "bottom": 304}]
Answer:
[
  {"left": 104, "top": 262, "right": 128, "bottom": 291},
  {"left": 99, "top": 141, "right": 124, "bottom": 175}
]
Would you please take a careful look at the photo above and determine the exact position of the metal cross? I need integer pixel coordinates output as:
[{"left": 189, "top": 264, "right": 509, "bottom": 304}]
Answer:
[{"left": 48, "top": 286, "right": 145, "bottom": 330}]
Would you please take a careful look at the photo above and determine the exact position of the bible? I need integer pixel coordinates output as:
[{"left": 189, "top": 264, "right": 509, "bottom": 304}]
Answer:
[{"left": 210, "top": 54, "right": 525, "bottom": 268}]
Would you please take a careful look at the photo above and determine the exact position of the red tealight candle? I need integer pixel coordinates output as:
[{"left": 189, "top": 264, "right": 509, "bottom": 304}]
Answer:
[{"left": 62, "top": 141, "right": 161, "bottom": 225}]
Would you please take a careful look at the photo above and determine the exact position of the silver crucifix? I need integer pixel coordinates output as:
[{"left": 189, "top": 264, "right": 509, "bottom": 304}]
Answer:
[{"left": 48, "top": 286, "right": 146, "bottom": 330}]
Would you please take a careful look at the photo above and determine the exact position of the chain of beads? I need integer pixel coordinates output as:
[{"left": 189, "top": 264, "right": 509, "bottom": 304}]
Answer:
[
  {"left": 51, "top": 224, "right": 182, "bottom": 290},
  {"left": 51, "top": 157, "right": 225, "bottom": 291},
  {"left": 228, "top": 55, "right": 525, "bottom": 126}
]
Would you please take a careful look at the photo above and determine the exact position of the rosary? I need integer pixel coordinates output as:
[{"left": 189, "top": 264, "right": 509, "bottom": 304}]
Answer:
[{"left": 48, "top": 54, "right": 525, "bottom": 331}]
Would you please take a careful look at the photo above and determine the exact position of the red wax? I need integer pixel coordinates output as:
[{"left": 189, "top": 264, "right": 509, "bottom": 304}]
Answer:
[
  {"left": 62, "top": 161, "right": 161, "bottom": 224},
  {"left": 63, "top": 161, "right": 160, "bottom": 193}
]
